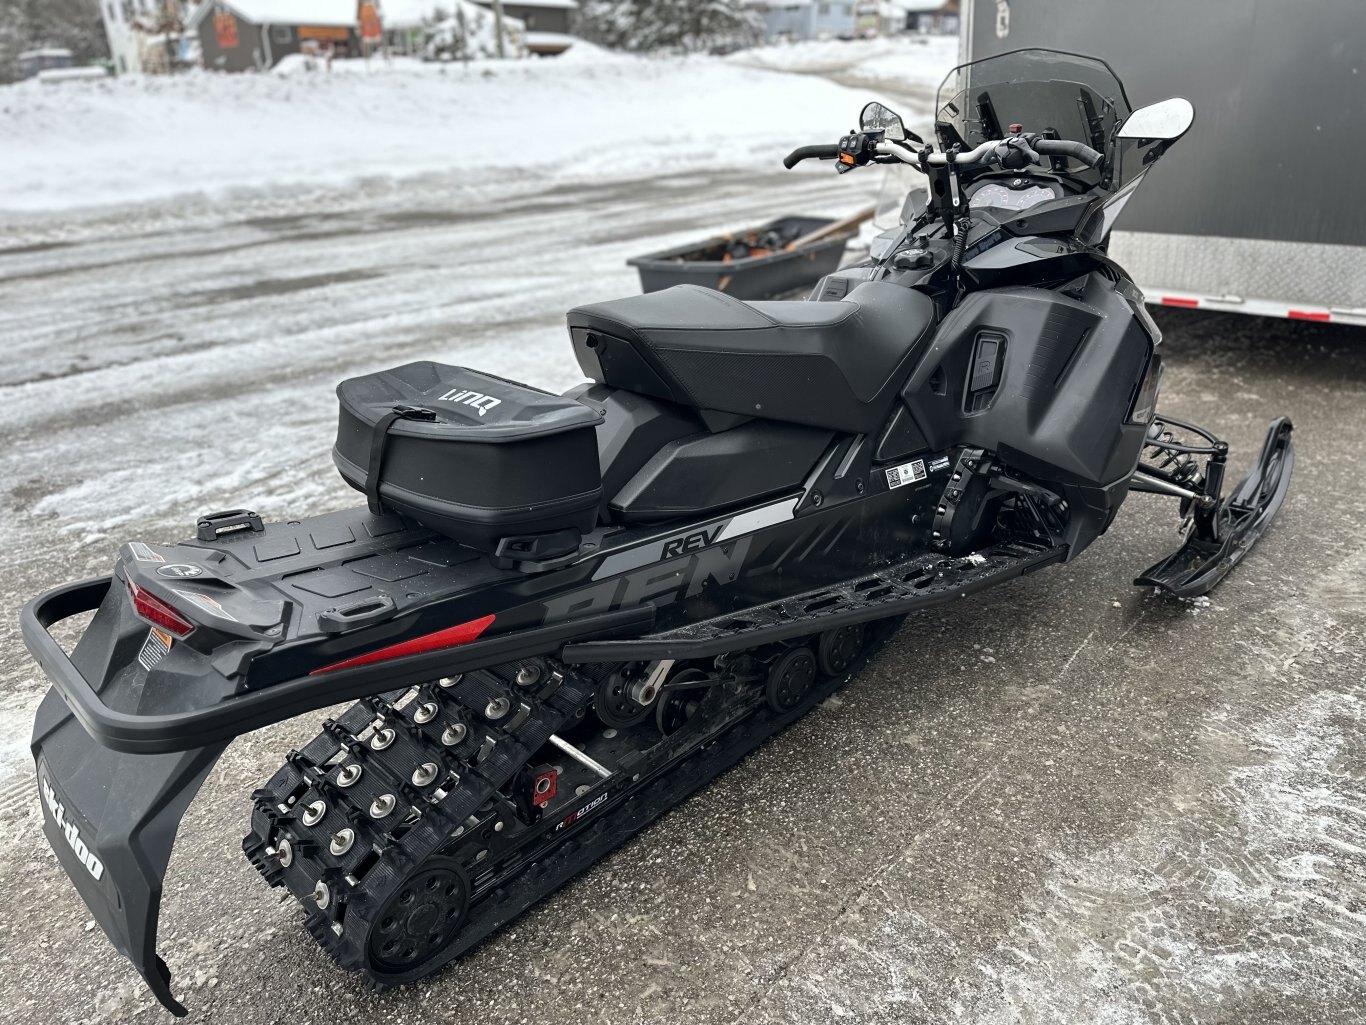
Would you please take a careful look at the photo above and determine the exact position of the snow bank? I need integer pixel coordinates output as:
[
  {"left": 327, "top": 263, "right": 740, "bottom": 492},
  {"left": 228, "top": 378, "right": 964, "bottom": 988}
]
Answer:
[
  {"left": 0, "top": 54, "right": 874, "bottom": 214},
  {"left": 731, "top": 34, "right": 960, "bottom": 96}
]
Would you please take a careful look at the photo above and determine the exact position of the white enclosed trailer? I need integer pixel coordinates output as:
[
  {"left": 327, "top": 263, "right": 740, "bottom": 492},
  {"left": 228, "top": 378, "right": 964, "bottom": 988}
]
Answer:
[{"left": 961, "top": 0, "right": 1366, "bottom": 325}]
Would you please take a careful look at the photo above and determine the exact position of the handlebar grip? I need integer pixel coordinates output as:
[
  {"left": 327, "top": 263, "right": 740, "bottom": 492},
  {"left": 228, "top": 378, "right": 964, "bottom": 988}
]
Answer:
[
  {"left": 1034, "top": 139, "right": 1104, "bottom": 169},
  {"left": 784, "top": 144, "right": 841, "bottom": 169}
]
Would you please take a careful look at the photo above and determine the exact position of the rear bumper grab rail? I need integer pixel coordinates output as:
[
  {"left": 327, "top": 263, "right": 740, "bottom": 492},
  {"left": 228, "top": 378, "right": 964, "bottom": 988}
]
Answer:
[{"left": 20, "top": 577, "right": 654, "bottom": 755}]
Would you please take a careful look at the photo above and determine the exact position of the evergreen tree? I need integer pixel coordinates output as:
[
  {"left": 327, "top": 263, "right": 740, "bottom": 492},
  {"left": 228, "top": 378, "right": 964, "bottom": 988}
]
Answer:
[
  {"left": 575, "top": 0, "right": 761, "bottom": 53},
  {"left": 1, "top": 0, "right": 109, "bottom": 83}
]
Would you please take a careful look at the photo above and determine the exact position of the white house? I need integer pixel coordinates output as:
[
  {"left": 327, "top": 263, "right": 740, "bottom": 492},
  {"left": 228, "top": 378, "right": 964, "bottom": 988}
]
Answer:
[
  {"left": 745, "top": 0, "right": 859, "bottom": 43},
  {"left": 99, "top": 0, "right": 194, "bottom": 74}
]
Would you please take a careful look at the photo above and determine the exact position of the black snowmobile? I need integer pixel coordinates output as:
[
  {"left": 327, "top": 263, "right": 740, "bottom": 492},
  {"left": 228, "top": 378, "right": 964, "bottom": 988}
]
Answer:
[{"left": 23, "top": 49, "right": 1293, "bottom": 1016}]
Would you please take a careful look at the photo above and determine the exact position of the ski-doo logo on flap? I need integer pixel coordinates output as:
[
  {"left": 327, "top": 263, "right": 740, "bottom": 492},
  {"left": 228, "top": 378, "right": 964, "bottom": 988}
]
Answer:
[
  {"left": 40, "top": 776, "right": 105, "bottom": 882},
  {"left": 438, "top": 389, "right": 501, "bottom": 417}
]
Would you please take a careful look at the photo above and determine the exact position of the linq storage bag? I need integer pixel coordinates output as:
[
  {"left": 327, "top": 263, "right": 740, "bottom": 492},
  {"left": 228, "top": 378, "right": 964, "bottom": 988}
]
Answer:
[{"left": 334, "top": 362, "right": 603, "bottom": 552}]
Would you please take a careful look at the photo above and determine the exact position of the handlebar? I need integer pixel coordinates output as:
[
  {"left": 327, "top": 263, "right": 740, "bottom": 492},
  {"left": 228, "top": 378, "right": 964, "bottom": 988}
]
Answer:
[
  {"left": 786, "top": 133, "right": 1104, "bottom": 174},
  {"left": 1033, "top": 138, "right": 1104, "bottom": 168},
  {"left": 878, "top": 137, "right": 1103, "bottom": 170},
  {"left": 784, "top": 144, "right": 841, "bottom": 169}
]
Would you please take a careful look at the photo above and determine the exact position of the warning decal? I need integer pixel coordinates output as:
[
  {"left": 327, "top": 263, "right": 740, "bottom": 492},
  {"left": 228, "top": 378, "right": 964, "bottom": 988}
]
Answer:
[
  {"left": 172, "top": 589, "right": 238, "bottom": 622},
  {"left": 128, "top": 542, "right": 164, "bottom": 563},
  {"left": 137, "top": 627, "right": 173, "bottom": 670},
  {"left": 885, "top": 459, "right": 927, "bottom": 490}
]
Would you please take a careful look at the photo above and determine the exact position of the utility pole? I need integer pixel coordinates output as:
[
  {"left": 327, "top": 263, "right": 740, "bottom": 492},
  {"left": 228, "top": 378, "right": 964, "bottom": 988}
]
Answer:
[
  {"left": 456, "top": 3, "right": 471, "bottom": 67},
  {"left": 490, "top": 0, "right": 507, "bottom": 58},
  {"left": 162, "top": 0, "right": 180, "bottom": 73}
]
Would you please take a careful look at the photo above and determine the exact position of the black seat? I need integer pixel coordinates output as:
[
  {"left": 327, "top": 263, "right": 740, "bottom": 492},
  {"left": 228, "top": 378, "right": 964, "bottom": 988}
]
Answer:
[{"left": 567, "top": 281, "right": 936, "bottom": 435}]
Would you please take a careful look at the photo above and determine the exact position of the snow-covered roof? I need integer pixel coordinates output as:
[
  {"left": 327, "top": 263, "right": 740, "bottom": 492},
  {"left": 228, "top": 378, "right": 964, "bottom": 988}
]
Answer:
[
  {"left": 37, "top": 66, "right": 109, "bottom": 83},
  {"left": 19, "top": 47, "right": 74, "bottom": 59},
  {"left": 469, "top": 0, "right": 578, "bottom": 9},
  {"left": 377, "top": 0, "right": 444, "bottom": 27},
  {"left": 188, "top": 0, "right": 359, "bottom": 29}
]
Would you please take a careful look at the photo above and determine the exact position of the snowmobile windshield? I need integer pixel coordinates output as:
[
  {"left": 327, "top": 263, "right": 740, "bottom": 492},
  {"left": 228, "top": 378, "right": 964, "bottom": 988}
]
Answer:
[{"left": 935, "top": 49, "right": 1132, "bottom": 192}]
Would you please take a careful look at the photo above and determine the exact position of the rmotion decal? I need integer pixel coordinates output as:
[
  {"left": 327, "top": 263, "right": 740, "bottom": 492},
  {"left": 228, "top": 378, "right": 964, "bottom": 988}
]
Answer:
[{"left": 554, "top": 791, "right": 610, "bottom": 833}]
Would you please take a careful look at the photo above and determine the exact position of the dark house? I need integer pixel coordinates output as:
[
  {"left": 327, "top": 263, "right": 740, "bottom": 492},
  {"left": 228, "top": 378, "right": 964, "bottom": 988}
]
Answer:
[
  {"left": 904, "top": 0, "right": 959, "bottom": 34},
  {"left": 17, "top": 47, "right": 75, "bottom": 79},
  {"left": 188, "top": 1, "right": 363, "bottom": 71},
  {"left": 469, "top": 0, "right": 575, "bottom": 53}
]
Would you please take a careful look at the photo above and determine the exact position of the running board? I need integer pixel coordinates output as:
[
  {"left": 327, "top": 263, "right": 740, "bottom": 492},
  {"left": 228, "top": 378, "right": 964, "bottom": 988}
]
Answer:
[{"left": 562, "top": 542, "right": 1066, "bottom": 662}]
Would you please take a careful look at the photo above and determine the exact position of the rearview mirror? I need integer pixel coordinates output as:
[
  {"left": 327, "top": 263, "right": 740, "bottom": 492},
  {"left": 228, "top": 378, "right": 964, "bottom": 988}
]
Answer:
[
  {"left": 1118, "top": 98, "right": 1195, "bottom": 141},
  {"left": 860, "top": 102, "right": 907, "bottom": 143}
]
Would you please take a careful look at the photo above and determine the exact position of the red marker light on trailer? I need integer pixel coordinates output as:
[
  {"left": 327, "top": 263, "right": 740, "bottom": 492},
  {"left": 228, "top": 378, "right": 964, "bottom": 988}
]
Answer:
[
  {"left": 125, "top": 578, "right": 196, "bottom": 637},
  {"left": 310, "top": 614, "right": 497, "bottom": 674}
]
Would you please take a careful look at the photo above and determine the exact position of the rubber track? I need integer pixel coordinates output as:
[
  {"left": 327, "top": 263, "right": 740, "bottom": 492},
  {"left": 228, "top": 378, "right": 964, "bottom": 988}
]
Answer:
[{"left": 243, "top": 619, "right": 903, "bottom": 990}]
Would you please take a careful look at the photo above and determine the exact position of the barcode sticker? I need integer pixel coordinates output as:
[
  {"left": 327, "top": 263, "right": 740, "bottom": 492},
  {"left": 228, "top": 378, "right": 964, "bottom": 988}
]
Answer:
[{"left": 885, "top": 459, "right": 927, "bottom": 490}]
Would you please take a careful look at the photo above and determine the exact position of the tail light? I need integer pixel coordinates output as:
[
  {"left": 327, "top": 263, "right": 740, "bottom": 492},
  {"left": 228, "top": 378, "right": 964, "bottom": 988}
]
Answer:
[{"left": 125, "top": 578, "right": 196, "bottom": 637}]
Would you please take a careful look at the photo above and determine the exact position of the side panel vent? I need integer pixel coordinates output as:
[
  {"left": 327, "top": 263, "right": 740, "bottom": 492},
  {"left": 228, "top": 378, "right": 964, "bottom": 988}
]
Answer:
[{"left": 964, "top": 330, "right": 1007, "bottom": 413}]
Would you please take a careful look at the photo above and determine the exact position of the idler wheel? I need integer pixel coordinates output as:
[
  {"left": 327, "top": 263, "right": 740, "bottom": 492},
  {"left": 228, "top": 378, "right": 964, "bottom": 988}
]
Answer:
[
  {"left": 593, "top": 666, "right": 656, "bottom": 729},
  {"left": 654, "top": 668, "right": 710, "bottom": 736},
  {"left": 366, "top": 857, "right": 469, "bottom": 975},
  {"left": 817, "top": 623, "right": 866, "bottom": 677},
  {"left": 765, "top": 646, "right": 817, "bottom": 714}
]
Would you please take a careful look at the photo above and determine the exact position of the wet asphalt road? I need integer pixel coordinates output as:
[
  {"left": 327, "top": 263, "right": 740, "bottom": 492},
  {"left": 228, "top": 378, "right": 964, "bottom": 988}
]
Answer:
[{"left": 1, "top": 168, "right": 1364, "bottom": 1025}]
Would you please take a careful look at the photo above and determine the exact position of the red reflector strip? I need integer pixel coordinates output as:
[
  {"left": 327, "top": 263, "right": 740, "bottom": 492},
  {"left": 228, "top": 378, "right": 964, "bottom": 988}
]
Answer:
[
  {"left": 1161, "top": 296, "right": 1200, "bottom": 308},
  {"left": 125, "top": 578, "right": 196, "bottom": 637},
  {"left": 310, "top": 614, "right": 496, "bottom": 674},
  {"left": 1288, "top": 309, "right": 1331, "bottom": 322}
]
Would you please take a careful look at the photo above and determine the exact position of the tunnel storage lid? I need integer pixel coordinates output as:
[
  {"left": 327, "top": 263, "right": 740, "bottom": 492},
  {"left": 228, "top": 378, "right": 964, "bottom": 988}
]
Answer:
[{"left": 337, "top": 362, "right": 603, "bottom": 443}]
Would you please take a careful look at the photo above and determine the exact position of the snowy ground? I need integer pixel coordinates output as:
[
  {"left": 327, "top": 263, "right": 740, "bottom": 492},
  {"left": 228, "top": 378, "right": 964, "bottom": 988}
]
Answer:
[
  {"left": 3, "top": 44, "right": 890, "bottom": 214},
  {"left": 2, "top": 41, "right": 1365, "bottom": 1025}
]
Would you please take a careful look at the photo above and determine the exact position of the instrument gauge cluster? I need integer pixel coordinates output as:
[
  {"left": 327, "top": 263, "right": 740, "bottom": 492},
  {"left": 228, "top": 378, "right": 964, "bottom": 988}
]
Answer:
[{"left": 969, "top": 181, "right": 1060, "bottom": 213}]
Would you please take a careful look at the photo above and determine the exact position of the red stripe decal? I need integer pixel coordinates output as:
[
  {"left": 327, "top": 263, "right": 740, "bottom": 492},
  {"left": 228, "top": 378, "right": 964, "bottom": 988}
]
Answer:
[
  {"left": 310, "top": 614, "right": 496, "bottom": 674},
  {"left": 1161, "top": 296, "right": 1200, "bottom": 308},
  {"left": 1288, "top": 309, "right": 1331, "bottom": 322}
]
